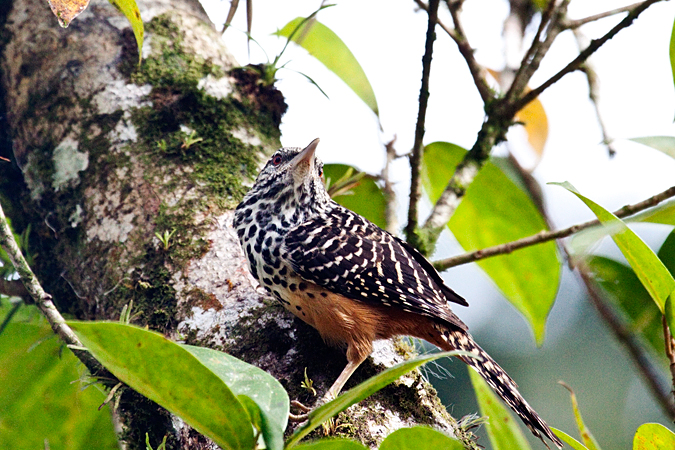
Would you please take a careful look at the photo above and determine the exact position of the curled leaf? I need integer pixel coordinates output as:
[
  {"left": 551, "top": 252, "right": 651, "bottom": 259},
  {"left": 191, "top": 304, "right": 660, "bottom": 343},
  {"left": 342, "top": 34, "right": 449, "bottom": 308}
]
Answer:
[{"left": 47, "top": 0, "right": 90, "bottom": 27}]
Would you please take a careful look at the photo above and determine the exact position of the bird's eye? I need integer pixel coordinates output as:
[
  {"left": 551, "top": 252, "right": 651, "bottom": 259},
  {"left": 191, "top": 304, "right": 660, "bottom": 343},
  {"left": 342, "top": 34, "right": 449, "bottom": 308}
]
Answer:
[
  {"left": 272, "top": 154, "right": 283, "bottom": 166},
  {"left": 318, "top": 166, "right": 323, "bottom": 177}
]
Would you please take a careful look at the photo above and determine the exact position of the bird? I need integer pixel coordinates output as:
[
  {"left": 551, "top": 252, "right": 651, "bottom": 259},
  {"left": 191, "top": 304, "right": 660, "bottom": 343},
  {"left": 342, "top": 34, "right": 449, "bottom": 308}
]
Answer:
[{"left": 233, "top": 139, "right": 563, "bottom": 449}]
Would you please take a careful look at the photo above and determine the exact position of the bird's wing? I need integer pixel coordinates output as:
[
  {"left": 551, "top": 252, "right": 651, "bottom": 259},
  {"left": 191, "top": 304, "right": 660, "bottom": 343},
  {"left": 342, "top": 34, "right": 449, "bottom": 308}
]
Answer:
[{"left": 282, "top": 210, "right": 468, "bottom": 331}]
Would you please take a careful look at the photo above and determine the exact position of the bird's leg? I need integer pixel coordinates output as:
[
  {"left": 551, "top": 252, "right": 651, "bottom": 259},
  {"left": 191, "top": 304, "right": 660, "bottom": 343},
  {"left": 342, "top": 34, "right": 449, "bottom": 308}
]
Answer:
[
  {"left": 322, "top": 357, "right": 364, "bottom": 402},
  {"left": 289, "top": 345, "right": 368, "bottom": 422}
]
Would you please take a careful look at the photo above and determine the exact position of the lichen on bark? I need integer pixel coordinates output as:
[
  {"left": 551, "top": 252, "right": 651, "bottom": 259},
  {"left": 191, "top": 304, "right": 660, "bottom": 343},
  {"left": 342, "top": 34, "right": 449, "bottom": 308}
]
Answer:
[{"left": 0, "top": 1, "right": 473, "bottom": 448}]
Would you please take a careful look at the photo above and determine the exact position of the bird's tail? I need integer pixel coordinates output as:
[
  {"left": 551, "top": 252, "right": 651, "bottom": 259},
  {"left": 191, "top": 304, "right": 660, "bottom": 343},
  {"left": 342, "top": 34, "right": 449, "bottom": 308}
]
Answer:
[{"left": 438, "top": 326, "right": 563, "bottom": 449}]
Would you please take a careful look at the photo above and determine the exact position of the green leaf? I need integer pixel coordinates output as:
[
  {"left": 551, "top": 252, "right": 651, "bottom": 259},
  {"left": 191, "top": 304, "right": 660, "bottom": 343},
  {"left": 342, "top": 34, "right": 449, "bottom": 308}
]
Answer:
[
  {"left": 275, "top": 18, "right": 379, "bottom": 115},
  {"left": 109, "top": 0, "right": 144, "bottom": 64},
  {"left": 670, "top": 16, "right": 675, "bottom": 93},
  {"left": 182, "top": 344, "right": 288, "bottom": 450},
  {"left": 630, "top": 136, "right": 675, "bottom": 159},
  {"left": 666, "top": 295, "right": 675, "bottom": 356},
  {"left": 585, "top": 256, "right": 664, "bottom": 359},
  {"left": 379, "top": 427, "right": 464, "bottom": 450},
  {"left": 68, "top": 322, "right": 255, "bottom": 450},
  {"left": 633, "top": 423, "right": 675, "bottom": 450},
  {"left": 560, "top": 383, "right": 602, "bottom": 450},
  {"left": 551, "top": 428, "right": 590, "bottom": 450},
  {"left": 631, "top": 199, "right": 675, "bottom": 226},
  {"left": 422, "top": 142, "right": 561, "bottom": 344},
  {"left": 293, "top": 439, "right": 369, "bottom": 450},
  {"left": 236, "top": 395, "right": 283, "bottom": 450},
  {"left": 0, "top": 318, "right": 118, "bottom": 449},
  {"left": 468, "top": 368, "right": 532, "bottom": 450},
  {"left": 285, "top": 350, "right": 470, "bottom": 448},
  {"left": 570, "top": 200, "right": 675, "bottom": 256},
  {"left": 324, "top": 164, "right": 387, "bottom": 229},
  {"left": 552, "top": 182, "right": 675, "bottom": 313}
]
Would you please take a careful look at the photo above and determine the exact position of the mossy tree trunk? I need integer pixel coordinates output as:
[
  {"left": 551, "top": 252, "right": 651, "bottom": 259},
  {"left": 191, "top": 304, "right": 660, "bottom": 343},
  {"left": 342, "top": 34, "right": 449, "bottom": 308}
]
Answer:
[{"left": 0, "top": 0, "right": 465, "bottom": 448}]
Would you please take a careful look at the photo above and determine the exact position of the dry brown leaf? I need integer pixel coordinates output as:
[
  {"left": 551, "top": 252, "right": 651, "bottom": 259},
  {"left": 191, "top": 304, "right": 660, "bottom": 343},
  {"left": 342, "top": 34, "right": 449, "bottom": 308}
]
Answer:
[{"left": 47, "top": 0, "right": 91, "bottom": 28}]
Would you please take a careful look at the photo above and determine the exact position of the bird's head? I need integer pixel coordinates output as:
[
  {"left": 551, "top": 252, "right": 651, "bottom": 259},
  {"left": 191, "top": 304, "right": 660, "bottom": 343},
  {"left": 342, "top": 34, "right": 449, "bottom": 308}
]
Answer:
[{"left": 243, "top": 138, "right": 330, "bottom": 216}]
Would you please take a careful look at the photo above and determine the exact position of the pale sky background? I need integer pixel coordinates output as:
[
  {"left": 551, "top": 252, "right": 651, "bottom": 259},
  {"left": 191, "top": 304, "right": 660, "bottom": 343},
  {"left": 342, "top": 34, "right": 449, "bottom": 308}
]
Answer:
[{"left": 198, "top": 1, "right": 675, "bottom": 447}]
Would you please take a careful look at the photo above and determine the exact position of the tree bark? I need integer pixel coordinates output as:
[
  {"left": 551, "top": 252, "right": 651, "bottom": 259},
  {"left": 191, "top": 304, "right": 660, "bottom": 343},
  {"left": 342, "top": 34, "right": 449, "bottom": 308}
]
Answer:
[{"left": 0, "top": 0, "right": 465, "bottom": 448}]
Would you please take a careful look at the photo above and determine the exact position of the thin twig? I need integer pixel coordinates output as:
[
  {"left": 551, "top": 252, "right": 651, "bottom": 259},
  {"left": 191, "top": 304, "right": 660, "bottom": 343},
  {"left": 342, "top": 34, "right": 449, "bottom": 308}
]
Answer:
[
  {"left": 573, "top": 28, "right": 616, "bottom": 157},
  {"left": 663, "top": 316, "right": 675, "bottom": 399},
  {"left": 0, "top": 201, "right": 101, "bottom": 373},
  {"left": 446, "top": 0, "right": 492, "bottom": 103},
  {"left": 382, "top": 137, "right": 399, "bottom": 234},
  {"left": 414, "top": 0, "right": 492, "bottom": 103},
  {"left": 406, "top": 0, "right": 440, "bottom": 244},
  {"left": 580, "top": 268, "right": 675, "bottom": 419},
  {"left": 433, "top": 185, "right": 675, "bottom": 271},
  {"left": 505, "top": 0, "right": 561, "bottom": 104},
  {"left": 516, "top": 0, "right": 664, "bottom": 112},
  {"left": 565, "top": 1, "right": 646, "bottom": 29}
]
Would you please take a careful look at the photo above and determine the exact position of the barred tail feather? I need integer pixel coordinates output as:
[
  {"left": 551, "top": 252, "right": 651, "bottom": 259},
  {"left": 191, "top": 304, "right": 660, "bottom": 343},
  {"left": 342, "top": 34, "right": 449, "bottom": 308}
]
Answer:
[{"left": 440, "top": 327, "right": 563, "bottom": 449}]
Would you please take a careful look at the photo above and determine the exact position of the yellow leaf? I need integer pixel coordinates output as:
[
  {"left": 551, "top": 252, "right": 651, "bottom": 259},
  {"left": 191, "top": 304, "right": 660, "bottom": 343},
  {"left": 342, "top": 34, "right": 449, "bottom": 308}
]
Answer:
[
  {"left": 485, "top": 69, "right": 549, "bottom": 161},
  {"left": 109, "top": 0, "right": 145, "bottom": 64},
  {"left": 47, "top": 0, "right": 90, "bottom": 28},
  {"left": 515, "top": 96, "right": 548, "bottom": 158}
]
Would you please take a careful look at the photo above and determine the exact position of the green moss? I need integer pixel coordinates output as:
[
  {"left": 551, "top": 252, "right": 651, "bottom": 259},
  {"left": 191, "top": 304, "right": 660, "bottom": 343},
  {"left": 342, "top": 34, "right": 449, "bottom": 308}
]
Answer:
[{"left": 131, "top": 15, "right": 223, "bottom": 90}]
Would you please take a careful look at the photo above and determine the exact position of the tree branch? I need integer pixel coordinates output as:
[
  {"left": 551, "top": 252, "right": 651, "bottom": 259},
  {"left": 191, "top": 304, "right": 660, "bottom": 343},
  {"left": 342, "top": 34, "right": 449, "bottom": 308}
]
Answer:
[
  {"left": 505, "top": 0, "right": 565, "bottom": 104},
  {"left": 0, "top": 200, "right": 101, "bottom": 373},
  {"left": 414, "top": 0, "right": 493, "bottom": 103},
  {"left": 406, "top": 0, "right": 440, "bottom": 246},
  {"left": 579, "top": 267, "right": 675, "bottom": 419},
  {"left": 573, "top": 28, "right": 616, "bottom": 157},
  {"left": 433, "top": 185, "right": 675, "bottom": 271},
  {"left": 515, "top": 0, "right": 664, "bottom": 112},
  {"left": 564, "top": 1, "right": 647, "bottom": 29}
]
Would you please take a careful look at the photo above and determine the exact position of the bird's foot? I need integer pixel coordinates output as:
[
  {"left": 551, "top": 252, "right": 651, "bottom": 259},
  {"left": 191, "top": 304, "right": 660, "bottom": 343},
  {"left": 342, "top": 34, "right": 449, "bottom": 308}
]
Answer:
[{"left": 289, "top": 400, "right": 312, "bottom": 422}]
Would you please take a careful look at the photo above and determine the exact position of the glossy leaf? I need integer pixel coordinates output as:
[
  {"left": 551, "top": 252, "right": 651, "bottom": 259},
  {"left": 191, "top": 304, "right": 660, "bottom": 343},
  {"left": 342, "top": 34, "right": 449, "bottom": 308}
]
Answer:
[
  {"left": 109, "top": 0, "right": 144, "bottom": 64},
  {"left": 379, "top": 427, "right": 464, "bottom": 450},
  {"left": 633, "top": 423, "right": 675, "bottom": 449},
  {"left": 560, "top": 383, "right": 602, "bottom": 450},
  {"left": 285, "top": 350, "right": 469, "bottom": 448},
  {"left": 468, "top": 368, "right": 532, "bottom": 450},
  {"left": 324, "top": 164, "right": 387, "bottom": 229},
  {"left": 553, "top": 182, "right": 675, "bottom": 313},
  {"left": 660, "top": 230, "right": 675, "bottom": 343},
  {"left": 47, "top": 0, "right": 90, "bottom": 27},
  {"left": 552, "top": 428, "right": 590, "bottom": 450},
  {"left": 516, "top": 97, "right": 549, "bottom": 159},
  {"left": 670, "top": 16, "right": 675, "bottom": 92},
  {"left": 294, "top": 439, "right": 369, "bottom": 450},
  {"left": 586, "top": 256, "right": 664, "bottom": 359},
  {"left": 631, "top": 136, "right": 675, "bottom": 159},
  {"left": 275, "top": 18, "right": 379, "bottom": 115},
  {"left": 68, "top": 322, "right": 255, "bottom": 450},
  {"left": 182, "top": 344, "right": 288, "bottom": 450},
  {"left": 569, "top": 199, "right": 675, "bottom": 256},
  {"left": 0, "top": 317, "right": 117, "bottom": 449},
  {"left": 630, "top": 199, "right": 675, "bottom": 226},
  {"left": 422, "top": 142, "right": 561, "bottom": 344}
]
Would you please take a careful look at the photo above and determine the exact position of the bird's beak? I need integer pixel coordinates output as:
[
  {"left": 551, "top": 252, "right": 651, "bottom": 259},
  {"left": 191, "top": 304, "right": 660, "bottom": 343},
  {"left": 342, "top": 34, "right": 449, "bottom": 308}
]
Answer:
[{"left": 292, "top": 138, "right": 320, "bottom": 175}]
